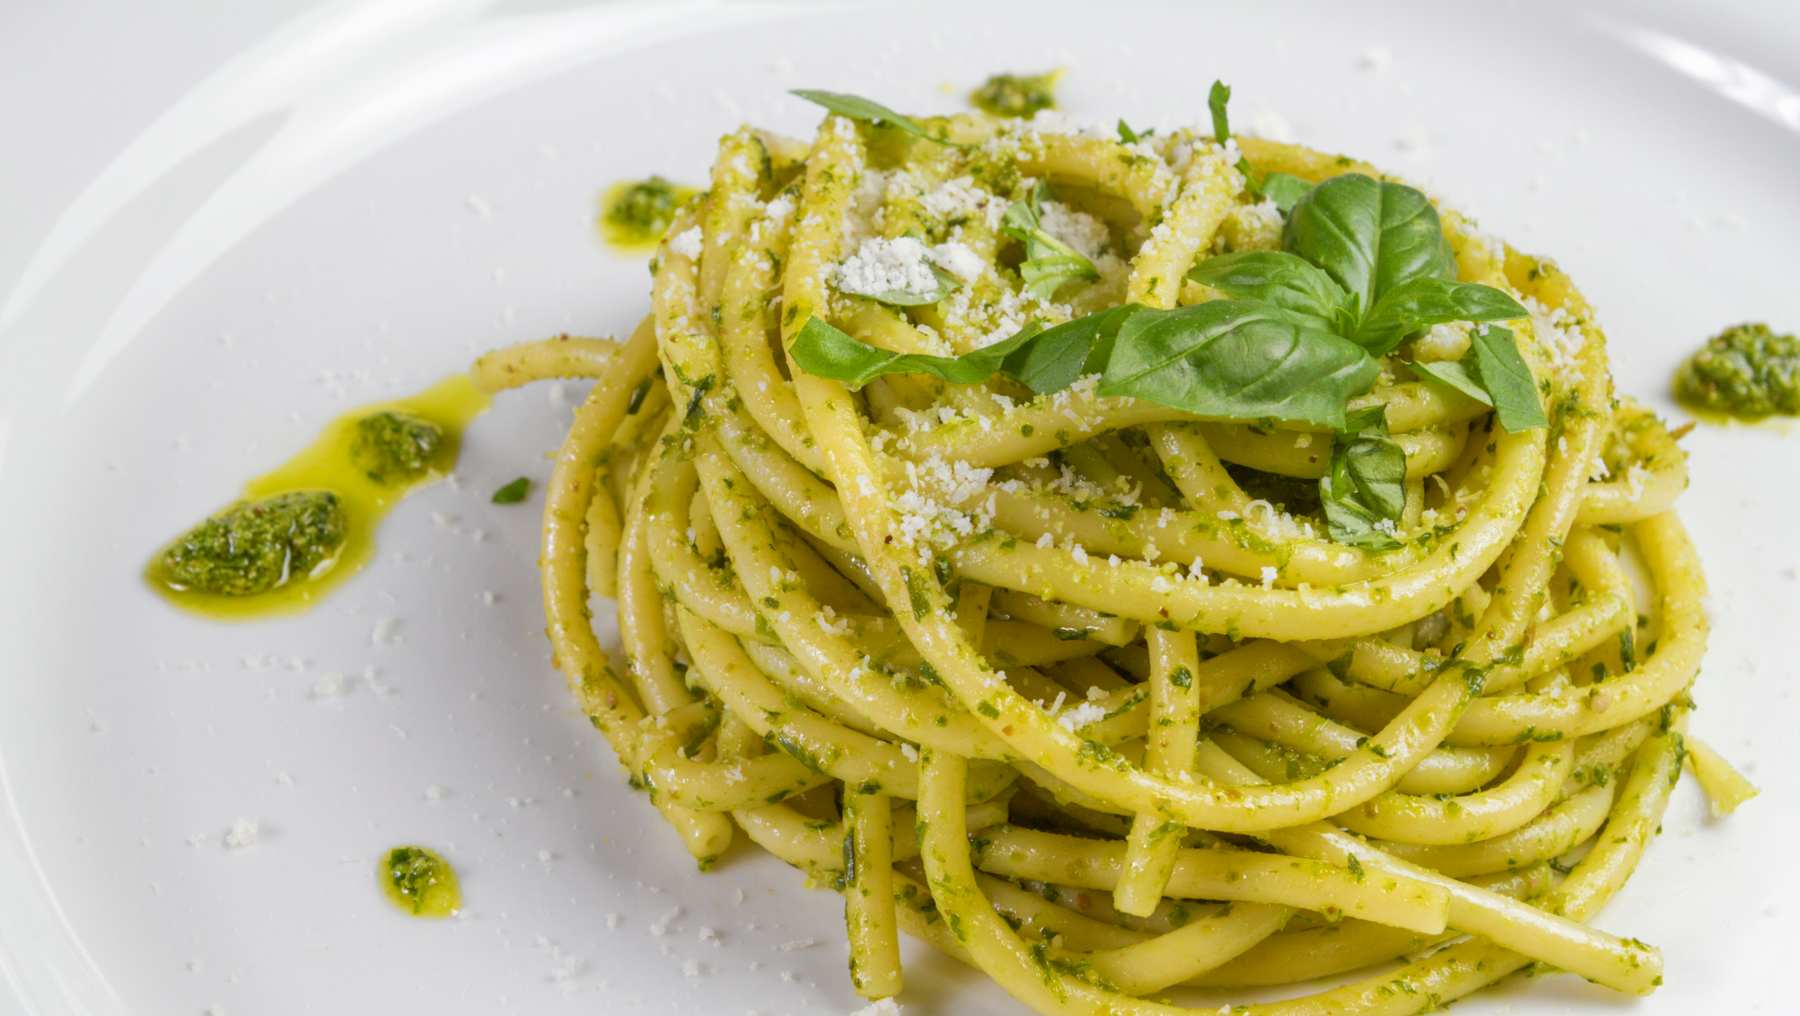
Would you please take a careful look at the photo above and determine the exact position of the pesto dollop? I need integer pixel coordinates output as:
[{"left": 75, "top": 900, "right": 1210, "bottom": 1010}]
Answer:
[
  {"left": 381, "top": 845, "right": 461, "bottom": 918},
  {"left": 604, "top": 176, "right": 683, "bottom": 239},
  {"left": 159, "top": 491, "right": 347, "bottom": 596},
  {"left": 351, "top": 410, "right": 443, "bottom": 483},
  {"left": 970, "top": 70, "right": 1061, "bottom": 119},
  {"left": 1674, "top": 322, "right": 1799, "bottom": 418}
]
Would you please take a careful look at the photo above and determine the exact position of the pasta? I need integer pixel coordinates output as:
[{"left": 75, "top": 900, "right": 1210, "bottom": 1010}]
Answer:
[{"left": 472, "top": 95, "right": 1752, "bottom": 1012}]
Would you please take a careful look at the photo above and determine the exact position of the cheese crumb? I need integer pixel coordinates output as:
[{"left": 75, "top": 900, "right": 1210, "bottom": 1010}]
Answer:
[
  {"left": 668, "top": 227, "right": 703, "bottom": 259},
  {"left": 650, "top": 906, "right": 683, "bottom": 936},
  {"left": 931, "top": 241, "right": 986, "bottom": 282},
  {"left": 835, "top": 236, "right": 938, "bottom": 299},
  {"left": 1038, "top": 201, "right": 1110, "bottom": 260},
  {"left": 1058, "top": 702, "right": 1107, "bottom": 731},
  {"left": 222, "top": 818, "right": 260, "bottom": 849}
]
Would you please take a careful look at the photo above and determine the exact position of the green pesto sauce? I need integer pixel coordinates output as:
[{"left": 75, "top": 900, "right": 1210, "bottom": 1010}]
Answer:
[
  {"left": 598, "top": 176, "right": 696, "bottom": 253},
  {"left": 145, "top": 373, "right": 491, "bottom": 619},
  {"left": 160, "top": 491, "right": 348, "bottom": 596},
  {"left": 381, "top": 845, "right": 461, "bottom": 918},
  {"left": 970, "top": 70, "right": 1062, "bottom": 119},
  {"left": 1674, "top": 322, "right": 1799, "bottom": 419},
  {"left": 352, "top": 410, "right": 443, "bottom": 483}
]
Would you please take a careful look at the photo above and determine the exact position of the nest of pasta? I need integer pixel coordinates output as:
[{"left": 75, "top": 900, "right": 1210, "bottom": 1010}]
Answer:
[{"left": 473, "top": 100, "right": 1746, "bottom": 1013}]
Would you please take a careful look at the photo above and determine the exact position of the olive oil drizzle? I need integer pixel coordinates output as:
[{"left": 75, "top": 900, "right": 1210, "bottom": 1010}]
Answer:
[{"left": 145, "top": 373, "right": 491, "bottom": 619}]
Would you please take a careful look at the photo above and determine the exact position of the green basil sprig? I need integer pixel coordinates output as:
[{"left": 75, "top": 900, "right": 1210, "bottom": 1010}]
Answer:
[
  {"left": 790, "top": 316, "right": 1043, "bottom": 390},
  {"left": 1410, "top": 325, "right": 1548, "bottom": 432},
  {"left": 1001, "top": 183, "right": 1100, "bottom": 300},
  {"left": 1320, "top": 406, "right": 1406, "bottom": 549},
  {"left": 1285, "top": 173, "right": 1473, "bottom": 332},
  {"left": 1188, "top": 172, "right": 1545, "bottom": 428},
  {"left": 790, "top": 89, "right": 968, "bottom": 148},
  {"left": 791, "top": 301, "right": 1376, "bottom": 430},
  {"left": 789, "top": 310, "right": 1134, "bottom": 397}
]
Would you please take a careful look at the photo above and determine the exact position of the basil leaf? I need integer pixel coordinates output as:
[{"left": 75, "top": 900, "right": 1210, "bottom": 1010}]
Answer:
[
  {"left": 1116, "top": 119, "right": 1153, "bottom": 144},
  {"left": 1187, "top": 251, "right": 1353, "bottom": 333},
  {"left": 1352, "top": 276, "right": 1527, "bottom": 354},
  {"left": 1320, "top": 405, "right": 1405, "bottom": 549},
  {"left": 861, "top": 265, "right": 961, "bottom": 307},
  {"left": 1019, "top": 255, "right": 1097, "bottom": 301},
  {"left": 491, "top": 477, "right": 531, "bottom": 504},
  {"left": 1284, "top": 174, "right": 1454, "bottom": 319},
  {"left": 1468, "top": 325, "right": 1548, "bottom": 431},
  {"left": 1002, "top": 183, "right": 1099, "bottom": 299},
  {"left": 789, "top": 89, "right": 966, "bottom": 148},
  {"left": 1096, "top": 301, "right": 1379, "bottom": 429},
  {"left": 1261, "top": 172, "right": 1312, "bottom": 214},
  {"left": 790, "top": 316, "right": 1035, "bottom": 389},
  {"left": 1408, "top": 358, "right": 1492, "bottom": 406},
  {"left": 1000, "top": 305, "right": 1141, "bottom": 394}
]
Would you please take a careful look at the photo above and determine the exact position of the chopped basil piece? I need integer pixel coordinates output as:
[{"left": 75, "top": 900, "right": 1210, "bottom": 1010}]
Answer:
[
  {"left": 1001, "top": 183, "right": 1100, "bottom": 300},
  {"left": 1319, "top": 405, "right": 1406, "bottom": 550},
  {"left": 491, "top": 476, "right": 532, "bottom": 504}
]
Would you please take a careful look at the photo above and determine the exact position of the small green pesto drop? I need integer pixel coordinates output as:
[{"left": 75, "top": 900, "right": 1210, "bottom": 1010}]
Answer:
[
  {"left": 599, "top": 176, "right": 695, "bottom": 252},
  {"left": 381, "top": 845, "right": 461, "bottom": 918},
  {"left": 351, "top": 410, "right": 443, "bottom": 483},
  {"left": 970, "top": 70, "right": 1062, "bottom": 119},
  {"left": 159, "top": 491, "right": 347, "bottom": 596},
  {"left": 1674, "top": 322, "right": 1799, "bottom": 419}
]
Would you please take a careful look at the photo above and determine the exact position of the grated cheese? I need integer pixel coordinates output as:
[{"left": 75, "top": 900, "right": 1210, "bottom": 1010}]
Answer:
[
  {"left": 1038, "top": 201, "right": 1110, "bottom": 260},
  {"left": 1058, "top": 701, "right": 1107, "bottom": 731},
  {"left": 668, "top": 227, "right": 703, "bottom": 259},
  {"left": 834, "top": 237, "right": 939, "bottom": 300}
]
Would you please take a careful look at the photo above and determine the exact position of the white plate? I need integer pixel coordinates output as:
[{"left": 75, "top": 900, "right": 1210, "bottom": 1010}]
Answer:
[{"left": 2, "top": 1, "right": 1797, "bottom": 1013}]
